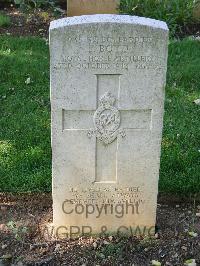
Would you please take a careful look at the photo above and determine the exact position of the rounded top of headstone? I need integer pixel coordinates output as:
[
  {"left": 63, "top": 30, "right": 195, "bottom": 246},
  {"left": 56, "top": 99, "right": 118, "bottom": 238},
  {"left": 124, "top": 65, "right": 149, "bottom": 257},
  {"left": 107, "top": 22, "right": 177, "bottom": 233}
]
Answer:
[{"left": 50, "top": 14, "right": 168, "bottom": 31}]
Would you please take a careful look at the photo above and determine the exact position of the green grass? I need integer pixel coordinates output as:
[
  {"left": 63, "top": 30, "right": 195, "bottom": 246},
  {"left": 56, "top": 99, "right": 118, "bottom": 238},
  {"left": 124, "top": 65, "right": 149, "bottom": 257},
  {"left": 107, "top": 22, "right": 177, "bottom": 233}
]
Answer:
[
  {"left": 0, "top": 36, "right": 51, "bottom": 192},
  {"left": 0, "top": 36, "right": 199, "bottom": 193},
  {"left": 0, "top": 13, "right": 11, "bottom": 27},
  {"left": 160, "top": 38, "right": 200, "bottom": 194}
]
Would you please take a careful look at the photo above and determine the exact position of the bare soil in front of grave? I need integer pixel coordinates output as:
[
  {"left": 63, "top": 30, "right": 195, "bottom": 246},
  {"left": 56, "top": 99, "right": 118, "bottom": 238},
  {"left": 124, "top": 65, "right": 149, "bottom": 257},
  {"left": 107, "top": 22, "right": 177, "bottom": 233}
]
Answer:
[
  {"left": 0, "top": 7, "right": 200, "bottom": 39},
  {"left": 0, "top": 193, "right": 200, "bottom": 266},
  {"left": 0, "top": 7, "right": 64, "bottom": 38}
]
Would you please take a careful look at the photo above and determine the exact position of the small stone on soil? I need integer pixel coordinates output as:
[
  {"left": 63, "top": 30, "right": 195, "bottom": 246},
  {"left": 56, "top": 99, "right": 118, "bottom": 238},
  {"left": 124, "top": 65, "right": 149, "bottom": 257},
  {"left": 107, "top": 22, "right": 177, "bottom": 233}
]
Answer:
[
  {"left": 1, "top": 244, "right": 8, "bottom": 249},
  {"left": 181, "top": 246, "right": 187, "bottom": 251},
  {"left": 93, "top": 242, "right": 97, "bottom": 249}
]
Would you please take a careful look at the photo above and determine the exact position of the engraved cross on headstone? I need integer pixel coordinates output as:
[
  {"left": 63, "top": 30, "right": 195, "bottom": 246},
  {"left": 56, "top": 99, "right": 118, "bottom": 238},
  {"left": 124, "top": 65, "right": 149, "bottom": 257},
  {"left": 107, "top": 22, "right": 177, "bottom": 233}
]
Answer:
[{"left": 63, "top": 74, "right": 152, "bottom": 183}]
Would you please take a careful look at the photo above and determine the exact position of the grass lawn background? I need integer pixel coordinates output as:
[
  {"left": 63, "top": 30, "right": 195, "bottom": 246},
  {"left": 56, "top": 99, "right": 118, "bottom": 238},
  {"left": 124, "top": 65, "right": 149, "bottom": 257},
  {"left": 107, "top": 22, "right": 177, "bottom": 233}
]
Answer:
[{"left": 0, "top": 36, "right": 199, "bottom": 194}]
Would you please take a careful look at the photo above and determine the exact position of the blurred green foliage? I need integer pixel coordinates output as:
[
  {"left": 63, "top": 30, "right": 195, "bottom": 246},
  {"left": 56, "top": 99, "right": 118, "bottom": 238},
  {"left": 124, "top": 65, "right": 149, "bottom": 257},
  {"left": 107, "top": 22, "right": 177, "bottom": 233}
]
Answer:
[
  {"left": 13, "top": 0, "right": 57, "bottom": 11},
  {"left": 0, "top": 13, "right": 11, "bottom": 27},
  {"left": 120, "top": 0, "right": 199, "bottom": 37}
]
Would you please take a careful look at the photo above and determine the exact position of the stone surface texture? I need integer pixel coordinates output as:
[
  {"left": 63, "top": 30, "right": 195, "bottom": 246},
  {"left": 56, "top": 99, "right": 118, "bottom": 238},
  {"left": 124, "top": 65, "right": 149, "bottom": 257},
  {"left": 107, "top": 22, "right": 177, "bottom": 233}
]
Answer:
[
  {"left": 50, "top": 15, "right": 168, "bottom": 236},
  {"left": 67, "top": 0, "right": 120, "bottom": 17}
]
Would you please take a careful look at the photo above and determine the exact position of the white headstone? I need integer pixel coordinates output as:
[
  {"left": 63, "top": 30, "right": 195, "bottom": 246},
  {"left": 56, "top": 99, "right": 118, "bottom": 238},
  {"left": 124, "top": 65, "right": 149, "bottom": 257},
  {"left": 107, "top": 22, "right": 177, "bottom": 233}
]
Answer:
[{"left": 50, "top": 15, "right": 168, "bottom": 237}]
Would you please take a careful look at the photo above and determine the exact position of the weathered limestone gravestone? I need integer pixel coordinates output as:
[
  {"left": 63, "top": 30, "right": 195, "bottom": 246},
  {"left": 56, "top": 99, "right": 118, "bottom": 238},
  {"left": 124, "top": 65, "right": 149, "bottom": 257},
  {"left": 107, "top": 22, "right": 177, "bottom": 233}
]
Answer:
[{"left": 50, "top": 15, "right": 168, "bottom": 237}]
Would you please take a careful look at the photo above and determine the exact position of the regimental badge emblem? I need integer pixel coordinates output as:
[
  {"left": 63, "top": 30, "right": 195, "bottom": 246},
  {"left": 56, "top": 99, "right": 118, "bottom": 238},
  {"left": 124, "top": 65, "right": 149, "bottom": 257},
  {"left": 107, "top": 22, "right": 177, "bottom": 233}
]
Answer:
[{"left": 88, "top": 92, "right": 126, "bottom": 145}]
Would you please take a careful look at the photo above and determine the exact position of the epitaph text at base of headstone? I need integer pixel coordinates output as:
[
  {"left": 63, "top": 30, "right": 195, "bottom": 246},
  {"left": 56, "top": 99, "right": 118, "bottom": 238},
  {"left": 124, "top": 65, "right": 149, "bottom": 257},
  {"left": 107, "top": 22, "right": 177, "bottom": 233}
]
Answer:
[{"left": 50, "top": 15, "right": 168, "bottom": 238}]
